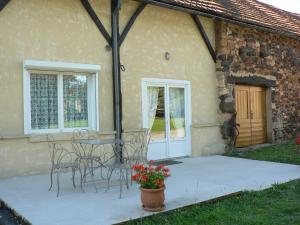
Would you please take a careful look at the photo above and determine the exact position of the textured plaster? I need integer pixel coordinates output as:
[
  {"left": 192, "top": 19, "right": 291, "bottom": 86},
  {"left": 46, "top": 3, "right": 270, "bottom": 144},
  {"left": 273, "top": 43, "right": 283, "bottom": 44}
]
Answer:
[{"left": 0, "top": 0, "right": 223, "bottom": 178}]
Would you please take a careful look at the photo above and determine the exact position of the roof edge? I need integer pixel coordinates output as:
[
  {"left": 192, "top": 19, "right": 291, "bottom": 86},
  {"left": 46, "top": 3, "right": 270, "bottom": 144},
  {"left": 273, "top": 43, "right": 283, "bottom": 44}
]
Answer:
[{"left": 135, "top": 0, "right": 300, "bottom": 41}]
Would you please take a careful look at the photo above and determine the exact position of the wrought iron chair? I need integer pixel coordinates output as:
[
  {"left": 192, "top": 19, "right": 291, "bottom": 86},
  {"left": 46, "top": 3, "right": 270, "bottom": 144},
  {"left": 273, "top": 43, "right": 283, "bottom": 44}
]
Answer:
[
  {"left": 123, "top": 129, "right": 151, "bottom": 184},
  {"left": 71, "top": 129, "right": 101, "bottom": 192},
  {"left": 104, "top": 140, "right": 132, "bottom": 199},
  {"left": 47, "top": 134, "right": 80, "bottom": 197}
]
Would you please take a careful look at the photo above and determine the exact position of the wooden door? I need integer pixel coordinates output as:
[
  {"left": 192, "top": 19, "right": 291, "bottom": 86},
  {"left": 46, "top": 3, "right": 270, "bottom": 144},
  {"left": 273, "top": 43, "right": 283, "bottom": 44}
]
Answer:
[{"left": 235, "top": 85, "right": 267, "bottom": 147}]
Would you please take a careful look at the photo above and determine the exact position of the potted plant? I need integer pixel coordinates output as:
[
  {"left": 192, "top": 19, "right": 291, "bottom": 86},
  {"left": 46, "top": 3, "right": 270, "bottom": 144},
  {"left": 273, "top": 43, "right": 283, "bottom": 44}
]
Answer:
[{"left": 131, "top": 160, "right": 170, "bottom": 212}]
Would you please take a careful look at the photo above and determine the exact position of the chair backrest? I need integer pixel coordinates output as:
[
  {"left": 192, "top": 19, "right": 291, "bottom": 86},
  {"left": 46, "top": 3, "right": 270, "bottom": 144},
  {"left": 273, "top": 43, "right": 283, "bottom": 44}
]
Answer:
[
  {"left": 72, "top": 129, "right": 99, "bottom": 158},
  {"left": 123, "top": 129, "right": 151, "bottom": 164},
  {"left": 46, "top": 134, "right": 56, "bottom": 166},
  {"left": 72, "top": 129, "right": 90, "bottom": 141},
  {"left": 47, "top": 134, "right": 74, "bottom": 166}
]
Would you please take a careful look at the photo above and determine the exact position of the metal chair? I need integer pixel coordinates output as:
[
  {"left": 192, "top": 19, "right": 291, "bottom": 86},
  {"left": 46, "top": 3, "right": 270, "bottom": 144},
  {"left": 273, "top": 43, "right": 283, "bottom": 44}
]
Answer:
[
  {"left": 123, "top": 129, "right": 151, "bottom": 165},
  {"left": 123, "top": 129, "right": 151, "bottom": 184},
  {"left": 71, "top": 129, "right": 101, "bottom": 192},
  {"left": 104, "top": 140, "right": 132, "bottom": 199},
  {"left": 47, "top": 134, "right": 80, "bottom": 197}
]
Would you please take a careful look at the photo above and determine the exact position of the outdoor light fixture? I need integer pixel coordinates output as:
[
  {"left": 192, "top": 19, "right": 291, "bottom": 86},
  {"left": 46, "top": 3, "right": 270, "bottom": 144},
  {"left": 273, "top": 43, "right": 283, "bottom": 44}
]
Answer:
[{"left": 165, "top": 52, "right": 171, "bottom": 60}]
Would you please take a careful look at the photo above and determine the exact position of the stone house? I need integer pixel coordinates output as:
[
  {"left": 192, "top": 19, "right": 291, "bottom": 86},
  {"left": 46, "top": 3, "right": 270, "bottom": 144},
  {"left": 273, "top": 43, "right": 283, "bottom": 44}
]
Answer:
[{"left": 0, "top": 0, "right": 299, "bottom": 179}]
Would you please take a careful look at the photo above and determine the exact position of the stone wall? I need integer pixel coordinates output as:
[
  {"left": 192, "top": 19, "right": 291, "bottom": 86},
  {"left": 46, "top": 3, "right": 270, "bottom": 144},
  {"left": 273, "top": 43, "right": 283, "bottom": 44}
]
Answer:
[{"left": 215, "top": 21, "right": 300, "bottom": 142}]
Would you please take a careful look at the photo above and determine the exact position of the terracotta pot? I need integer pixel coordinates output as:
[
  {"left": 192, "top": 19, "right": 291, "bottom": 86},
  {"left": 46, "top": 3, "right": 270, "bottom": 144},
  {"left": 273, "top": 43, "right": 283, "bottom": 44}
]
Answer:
[{"left": 140, "top": 186, "right": 165, "bottom": 212}]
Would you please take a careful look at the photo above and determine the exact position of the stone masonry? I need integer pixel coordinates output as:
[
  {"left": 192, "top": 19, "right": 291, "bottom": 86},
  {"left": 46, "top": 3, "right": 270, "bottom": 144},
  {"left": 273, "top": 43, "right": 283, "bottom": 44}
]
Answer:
[{"left": 215, "top": 21, "right": 300, "bottom": 142}]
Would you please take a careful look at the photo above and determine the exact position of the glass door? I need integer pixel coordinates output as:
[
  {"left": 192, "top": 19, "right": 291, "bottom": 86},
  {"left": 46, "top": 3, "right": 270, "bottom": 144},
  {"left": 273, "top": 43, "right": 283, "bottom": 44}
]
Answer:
[
  {"left": 145, "top": 85, "right": 168, "bottom": 159},
  {"left": 168, "top": 87, "right": 187, "bottom": 158},
  {"left": 143, "top": 79, "right": 191, "bottom": 160}
]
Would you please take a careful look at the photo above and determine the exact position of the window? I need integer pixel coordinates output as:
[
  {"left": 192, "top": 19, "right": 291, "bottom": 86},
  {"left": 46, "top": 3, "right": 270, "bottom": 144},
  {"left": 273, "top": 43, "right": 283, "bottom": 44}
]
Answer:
[{"left": 23, "top": 60, "right": 100, "bottom": 134}]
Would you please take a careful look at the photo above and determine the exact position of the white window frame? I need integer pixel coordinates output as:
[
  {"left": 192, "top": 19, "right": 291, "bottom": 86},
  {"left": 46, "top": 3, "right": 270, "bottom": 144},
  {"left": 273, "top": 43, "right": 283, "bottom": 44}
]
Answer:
[{"left": 23, "top": 60, "right": 100, "bottom": 134}]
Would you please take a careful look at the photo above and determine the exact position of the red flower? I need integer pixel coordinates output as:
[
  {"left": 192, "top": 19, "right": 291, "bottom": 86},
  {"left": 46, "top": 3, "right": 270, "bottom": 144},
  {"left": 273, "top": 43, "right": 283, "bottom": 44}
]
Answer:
[
  {"left": 163, "top": 167, "right": 169, "bottom": 172},
  {"left": 131, "top": 163, "right": 170, "bottom": 189},
  {"left": 131, "top": 173, "right": 140, "bottom": 181},
  {"left": 295, "top": 134, "right": 300, "bottom": 145},
  {"left": 141, "top": 175, "right": 148, "bottom": 182},
  {"left": 148, "top": 166, "right": 154, "bottom": 172},
  {"left": 156, "top": 164, "right": 164, "bottom": 171}
]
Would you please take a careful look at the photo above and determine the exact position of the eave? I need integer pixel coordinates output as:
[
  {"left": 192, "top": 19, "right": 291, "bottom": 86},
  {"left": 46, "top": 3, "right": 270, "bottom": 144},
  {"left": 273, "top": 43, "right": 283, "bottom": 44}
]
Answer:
[{"left": 135, "top": 0, "right": 300, "bottom": 41}]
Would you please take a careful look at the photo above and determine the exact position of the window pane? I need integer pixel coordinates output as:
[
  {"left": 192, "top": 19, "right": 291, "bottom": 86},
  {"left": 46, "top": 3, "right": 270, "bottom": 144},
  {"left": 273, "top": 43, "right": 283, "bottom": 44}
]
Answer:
[
  {"left": 169, "top": 88, "right": 185, "bottom": 138},
  {"left": 148, "top": 87, "right": 165, "bottom": 140},
  {"left": 63, "top": 75, "right": 88, "bottom": 128},
  {"left": 30, "top": 74, "right": 58, "bottom": 130}
]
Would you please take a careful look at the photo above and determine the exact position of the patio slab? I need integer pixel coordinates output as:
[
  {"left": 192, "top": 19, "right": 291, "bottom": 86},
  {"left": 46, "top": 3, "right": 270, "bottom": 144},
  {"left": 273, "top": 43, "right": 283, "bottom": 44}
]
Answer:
[{"left": 0, "top": 156, "right": 300, "bottom": 225}]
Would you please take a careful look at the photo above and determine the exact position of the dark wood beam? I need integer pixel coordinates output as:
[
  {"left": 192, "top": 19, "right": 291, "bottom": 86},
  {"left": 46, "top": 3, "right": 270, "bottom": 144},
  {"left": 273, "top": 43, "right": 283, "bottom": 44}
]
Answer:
[
  {"left": 0, "top": 0, "right": 10, "bottom": 11},
  {"left": 191, "top": 14, "right": 216, "bottom": 63},
  {"left": 111, "top": 0, "right": 123, "bottom": 161},
  {"left": 119, "top": 3, "right": 146, "bottom": 46},
  {"left": 81, "top": 0, "right": 112, "bottom": 46}
]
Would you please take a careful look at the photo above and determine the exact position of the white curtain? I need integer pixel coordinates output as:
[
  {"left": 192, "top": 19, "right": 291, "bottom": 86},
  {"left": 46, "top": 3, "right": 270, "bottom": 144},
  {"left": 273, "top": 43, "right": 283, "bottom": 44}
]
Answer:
[
  {"left": 169, "top": 88, "right": 185, "bottom": 138},
  {"left": 63, "top": 75, "right": 88, "bottom": 128},
  {"left": 30, "top": 73, "right": 58, "bottom": 130},
  {"left": 147, "top": 87, "right": 159, "bottom": 130}
]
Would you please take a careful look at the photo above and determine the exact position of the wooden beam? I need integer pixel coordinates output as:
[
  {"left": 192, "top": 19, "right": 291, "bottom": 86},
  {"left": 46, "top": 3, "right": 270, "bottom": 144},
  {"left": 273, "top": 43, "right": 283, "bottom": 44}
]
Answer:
[
  {"left": 191, "top": 14, "right": 216, "bottom": 63},
  {"left": 119, "top": 3, "right": 146, "bottom": 46},
  {"left": 0, "top": 0, "right": 10, "bottom": 11},
  {"left": 111, "top": 0, "right": 123, "bottom": 163},
  {"left": 81, "top": 0, "right": 112, "bottom": 46}
]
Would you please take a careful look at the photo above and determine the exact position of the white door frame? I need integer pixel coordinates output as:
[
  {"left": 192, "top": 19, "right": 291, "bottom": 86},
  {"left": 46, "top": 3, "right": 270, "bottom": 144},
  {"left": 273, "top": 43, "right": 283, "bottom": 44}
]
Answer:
[{"left": 141, "top": 78, "right": 192, "bottom": 158}]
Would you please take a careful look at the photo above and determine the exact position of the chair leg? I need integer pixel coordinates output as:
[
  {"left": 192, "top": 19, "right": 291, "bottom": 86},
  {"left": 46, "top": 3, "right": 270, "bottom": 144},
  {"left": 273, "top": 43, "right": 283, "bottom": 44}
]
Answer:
[
  {"left": 89, "top": 166, "right": 98, "bottom": 192},
  {"left": 106, "top": 168, "right": 114, "bottom": 192},
  {"left": 91, "top": 160, "right": 94, "bottom": 176},
  {"left": 119, "top": 169, "right": 122, "bottom": 199},
  {"left": 49, "top": 167, "right": 54, "bottom": 191},
  {"left": 83, "top": 163, "right": 87, "bottom": 182},
  {"left": 125, "top": 169, "right": 129, "bottom": 190},
  {"left": 56, "top": 172, "right": 60, "bottom": 197},
  {"left": 79, "top": 164, "right": 85, "bottom": 193},
  {"left": 72, "top": 167, "right": 76, "bottom": 189},
  {"left": 100, "top": 166, "right": 104, "bottom": 179}
]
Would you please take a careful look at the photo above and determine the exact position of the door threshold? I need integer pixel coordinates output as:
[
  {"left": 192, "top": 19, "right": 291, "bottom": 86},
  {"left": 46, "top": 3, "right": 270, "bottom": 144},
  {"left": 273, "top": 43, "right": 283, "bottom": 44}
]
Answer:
[
  {"left": 153, "top": 156, "right": 189, "bottom": 166},
  {"left": 154, "top": 156, "right": 190, "bottom": 162}
]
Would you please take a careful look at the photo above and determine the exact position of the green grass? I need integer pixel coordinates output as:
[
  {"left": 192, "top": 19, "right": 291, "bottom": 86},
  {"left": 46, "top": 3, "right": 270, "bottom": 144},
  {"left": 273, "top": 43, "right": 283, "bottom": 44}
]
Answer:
[
  {"left": 120, "top": 179, "right": 300, "bottom": 225},
  {"left": 151, "top": 118, "right": 166, "bottom": 132},
  {"left": 119, "top": 143, "right": 300, "bottom": 225},
  {"left": 225, "top": 143, "right": 300, "bottom": 165},
  {"left": 151, "top": 118, "right": 184, "bottom": 132},
  {"left": 64, "top": 119, "right": 88, "bottom": 128}
]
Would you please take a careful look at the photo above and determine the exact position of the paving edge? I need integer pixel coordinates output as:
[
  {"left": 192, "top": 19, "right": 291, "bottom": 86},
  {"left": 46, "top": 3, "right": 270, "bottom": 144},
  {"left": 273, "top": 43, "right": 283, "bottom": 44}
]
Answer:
[
  {"left": 113, "top": 191, "right": 243, "bottom": 225},
  {"left": 0, "top": 199, "right": 32, "bottom": 225}
]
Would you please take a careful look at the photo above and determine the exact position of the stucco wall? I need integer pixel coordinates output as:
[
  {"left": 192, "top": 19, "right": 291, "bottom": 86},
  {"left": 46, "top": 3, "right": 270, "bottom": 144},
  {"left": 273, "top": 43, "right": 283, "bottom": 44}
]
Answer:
[{"left": 0, "top": 0, "right": 223, "bottom": 179}]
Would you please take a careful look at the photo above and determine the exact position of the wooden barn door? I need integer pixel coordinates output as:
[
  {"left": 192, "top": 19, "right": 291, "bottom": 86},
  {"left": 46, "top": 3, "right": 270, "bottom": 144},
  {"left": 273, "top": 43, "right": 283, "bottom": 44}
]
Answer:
[{"left": 235, "top": 85, "right": 267, "bottom": 147}]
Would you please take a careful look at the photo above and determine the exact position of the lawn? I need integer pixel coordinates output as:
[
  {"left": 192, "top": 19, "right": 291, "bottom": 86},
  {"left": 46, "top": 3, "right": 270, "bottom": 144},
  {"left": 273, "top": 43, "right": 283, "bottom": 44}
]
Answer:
[
  {"left": 151, "top": 118, "right": 184, "bottom": 132},
  {"left": 120, "top": 143, "right": 300, "bottom": 225},
  {"left": 120, "top": 179, "right": 300, "bottom": 225},
  {"left": 225, "top": 142, "right": 300, "bottom": 165},
  {"left": 64, "top": 119, "right": 88, "bottom": 128}
]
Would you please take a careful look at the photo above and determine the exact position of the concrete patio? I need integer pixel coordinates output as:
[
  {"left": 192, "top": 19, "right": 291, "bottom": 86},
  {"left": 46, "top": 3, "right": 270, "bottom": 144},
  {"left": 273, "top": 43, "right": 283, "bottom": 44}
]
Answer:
[{"left": 0, "top": 156, "right": 300, "bottom": 225}]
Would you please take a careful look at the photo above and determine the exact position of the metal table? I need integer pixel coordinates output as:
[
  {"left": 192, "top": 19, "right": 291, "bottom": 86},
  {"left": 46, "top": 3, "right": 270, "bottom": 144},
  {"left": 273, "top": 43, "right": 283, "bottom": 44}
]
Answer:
[{"left": 73, "top": 139, "right": 121, "bottom": 192}]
